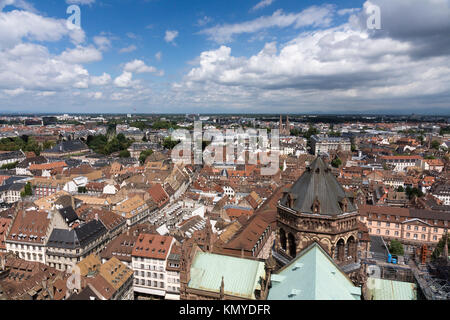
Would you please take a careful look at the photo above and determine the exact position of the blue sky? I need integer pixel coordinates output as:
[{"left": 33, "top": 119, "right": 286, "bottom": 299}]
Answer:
[{"left": 0, "top": 0, "right": 449, "bottom": 114}]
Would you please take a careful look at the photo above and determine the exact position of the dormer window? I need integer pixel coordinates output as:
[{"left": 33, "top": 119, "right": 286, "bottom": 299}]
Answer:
[{"left": 312, "top": 197, "right": 321, "bottom": 214}]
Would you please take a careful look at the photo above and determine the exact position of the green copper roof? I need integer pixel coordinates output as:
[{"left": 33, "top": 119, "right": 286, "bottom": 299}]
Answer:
[
  {"left": 188, "top": 252, "right": 266, "bottom": 299},
  {"left": 366, "top": 278, "right": 417, "bottom": 300},
  {"left": 268, "top": 243, "right": 361, "bottom": 300}
]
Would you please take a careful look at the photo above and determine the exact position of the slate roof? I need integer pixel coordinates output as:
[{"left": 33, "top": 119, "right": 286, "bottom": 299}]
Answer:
[
  {"left": 0, "top": 151, "right": 25, "bottom": 161},
  {"left": 279, "top": 157, "right": 357, "bottom": 216},
  {"left": 0, "top": 182, "right": 25, "bottom": 193},
  {"left": 47, "top": 220, "right": 107, "bottom": 249},
  {"left": 58, "top": 206, "right": 79, "bottom": 225},
  {"left": 43, "top": 140, "right": 89, "bottom": 154}
]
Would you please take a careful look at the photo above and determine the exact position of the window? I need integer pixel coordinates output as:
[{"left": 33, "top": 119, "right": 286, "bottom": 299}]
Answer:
[
  {"left": 434, "top": 228, "right": 438, "bottom": 233},
  {"left": 376, "top": 229, "right": 380, "bottom": 234},
  {"left": 386, "top": 230, "right": 390, "bottom": 235},
  {"left": 377, "top": 222, "right": 381, "bottom": 227},
  {"left": 395, "top": 231, "right": 399, "bottom": 236},
  {"left": 422, "top": 227, "right": 426, "bottom": 232},
  {"left": 386, "top": 222, "right": 390, "bottom": 227},
  {"left": 414, "top": 234, "right": 418, "bottom": 239},
  {"left": 421, "top": 234, "right": 426, "bottom": 240},
  {"left": 368, "top": 221, "right": 372, "bottom": 226},
  {"left": 414, "top": 226, "right": 418, "bottom": 231},
  {"left": 433, "top": 236, "right": 437, "bottom": 241},
  {"left": 407, "top": 225, "right": 411, "bottom": 230},
  {"left": 396, "top": 224, "right": 400, "bottom": 228},
  {"left": 406, "top": 233, "right": 410, "bottom": 237}
]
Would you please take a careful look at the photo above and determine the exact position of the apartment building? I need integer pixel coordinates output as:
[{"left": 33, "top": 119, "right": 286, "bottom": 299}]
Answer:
[
  {"left": 431, "top": 184, "right": 450, "bottom": 206},
  {"left": 113, "top": 196, "right": 152, "bottom": 227},
  {"left": 380, "top": 155, "right": 423, "bottom": 172},
  {"left": 46, "top": 219, "right": 109, "bottom": 271},
  {"left": 131, "top": 233, "right": 175, "bottom": 299},
  {"left": 0, "top": 183, "right": 25, "bottom": 204},
  {"left": 310, "top": 135, "right": 351, "bottom": 155},
  {"left": 359, "top": 205, "right": 449, "bottom": 254},
  {"left": 5, "top": 209, "right": 52, "bottom": 264}
]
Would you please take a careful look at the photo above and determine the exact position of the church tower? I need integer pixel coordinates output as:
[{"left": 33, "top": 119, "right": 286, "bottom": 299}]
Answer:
[{"left": 274, "top": 157, "right": 360, "bottom": 272}]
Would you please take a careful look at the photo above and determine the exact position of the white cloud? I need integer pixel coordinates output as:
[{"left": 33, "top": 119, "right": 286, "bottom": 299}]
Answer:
[
  {"left": 87, "top": 91, "right": 102, "bottom": 99},
  {"left": 90, "top": 73, "right": 111, "bottom": 86},
  {"left": 155, "top": 51, "right": 162, "bottom": 61},
  {"left": 114, "top": 71, "right": 134, "bottom": 88},
  {"left": 37, "top": 91, "right": 56, "bottom": 96},
  {"left": 3, "top": 87, "right": 25, "bottom": 95},
  {"left": 66, "top": 0, "right": 95, "bottom": 5},
  {"left": 124, "top": 59, "right": 157, "bottom": 74},
  {"left": 196, "top": 16, "right": 212, "bottom": 27},
  {"left": 0, "top": 42, "right": 90, "bottom": 92},
  {"left": 251, "top": 0, "right": 275, "bottom": 12},
  {"left": 93, "top": 36, "right": 111, "bottom": 51},
  {"left": 59, "top": 45, "right": 102, "bottom": 64},
  {"left": 0, "top": 8, "right": 85, "bottom": 47},
  {"left": 176, "top": 17, "right": 450, "bottom": 113},
  {"left": 164, "top": 30, "right": 179, "bottom": 44},
  {"left": 119, "top": 45, "right": 137, "bottom": 53},
  {"left": 200, "top": 6, "right": 335, "bottom": 43}
]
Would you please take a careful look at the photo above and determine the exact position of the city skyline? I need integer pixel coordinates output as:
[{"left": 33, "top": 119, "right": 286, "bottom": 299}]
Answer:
[{"left": 0, "top": 0, "right": 449, "bottom": 114}]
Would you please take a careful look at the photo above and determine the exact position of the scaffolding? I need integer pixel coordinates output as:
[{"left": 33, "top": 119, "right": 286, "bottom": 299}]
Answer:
[{"left": 409, "top": 259, "right": 450, "bottom": 300}]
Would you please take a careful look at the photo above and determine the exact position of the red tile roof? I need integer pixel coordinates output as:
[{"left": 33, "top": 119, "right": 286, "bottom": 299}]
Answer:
[
  {"left": 6, "top": 210, "right": 51, "bottom": 244},
  {"left": 148, "top": 183, "right": 169, "bottom": 207},
  {"left": 29, "top": 161, "right": 67, "bottom": 171},
  {"left": 132, "top": 233, "right": 173, "bottom": 260}
]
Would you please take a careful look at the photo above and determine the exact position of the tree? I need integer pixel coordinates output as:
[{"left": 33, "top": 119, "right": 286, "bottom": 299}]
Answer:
[
  {"left": 432, "top": 233, "right": 449, "bottom": 261},
  {"left": 405, "top": 186, "right": 423, "bottom": 200},
  {"left": 21, "top": 182, "right": 33, "bottom": 198},
  {"left": 331, "top": 157, "right": 342, "bottom": 168},
  {"left": 119, "top": 150, "right": 130, "bottom": 158},
  {"left": 431, "top": 140, "right": 440, "bottom": 150},
  {"left": 139, "top": 150, "right": 153, "bottom": 164},
  {"left": 1, "top": 162, "right": 18, "bottom": 170},
  {"left": 397, "top": 186, "right": 404, "bottom": 192},
  {"left": 389, "top": 239, "right": 404, "bottom": 256},
  {"left": 303, "top": 126, "right": 319, "bottom": 139},
  {"left": 290, "top": 128, "right": 301, "bottom": 136},
  {"left": 163, "top": 137, "right": 180, "bottom": 150}
]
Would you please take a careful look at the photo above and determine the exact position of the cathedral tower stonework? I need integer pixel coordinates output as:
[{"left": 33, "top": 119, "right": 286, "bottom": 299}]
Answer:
[{"left": 274, "top": 157, "right": 361, "bottom": 273}]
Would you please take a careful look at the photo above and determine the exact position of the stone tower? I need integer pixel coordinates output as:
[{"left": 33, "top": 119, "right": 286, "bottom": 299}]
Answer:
[{"left": 274, "top": 157, "right": 360, "bottom": 271}]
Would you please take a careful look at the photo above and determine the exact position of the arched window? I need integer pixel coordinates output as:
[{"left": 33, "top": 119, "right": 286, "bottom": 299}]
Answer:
[
  {"left": 280, "top": 229, "right": 287, "bottom": 251},
  {"left": 288, "top": 233, "right": 296, "bottom": 258},
  {"left": 335, "top": 239, "right": 345, "bottom": 262},
  {"left": 346, "top": 236, "right": 356, "bottom": 261}
]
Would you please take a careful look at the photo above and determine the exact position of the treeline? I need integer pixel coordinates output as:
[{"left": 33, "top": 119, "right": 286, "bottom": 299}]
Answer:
[
  {"left": 129, "top": 120, "right": 181, "bottom": 131},
  {"left": 86, "top": 133, "right": 133, "bottom": 155},
  {"left": 0, "top": 136, "right": 55, "bottom": 155}
]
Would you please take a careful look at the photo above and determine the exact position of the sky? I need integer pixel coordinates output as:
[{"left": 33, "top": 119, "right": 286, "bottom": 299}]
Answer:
[{"left": 0, "top": 0, "right": 449, "bottom": 115}]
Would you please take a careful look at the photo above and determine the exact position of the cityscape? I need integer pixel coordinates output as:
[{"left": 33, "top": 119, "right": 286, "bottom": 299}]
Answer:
[{"left": 0, "top": 0, "right": 449, "bottom": 309}]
